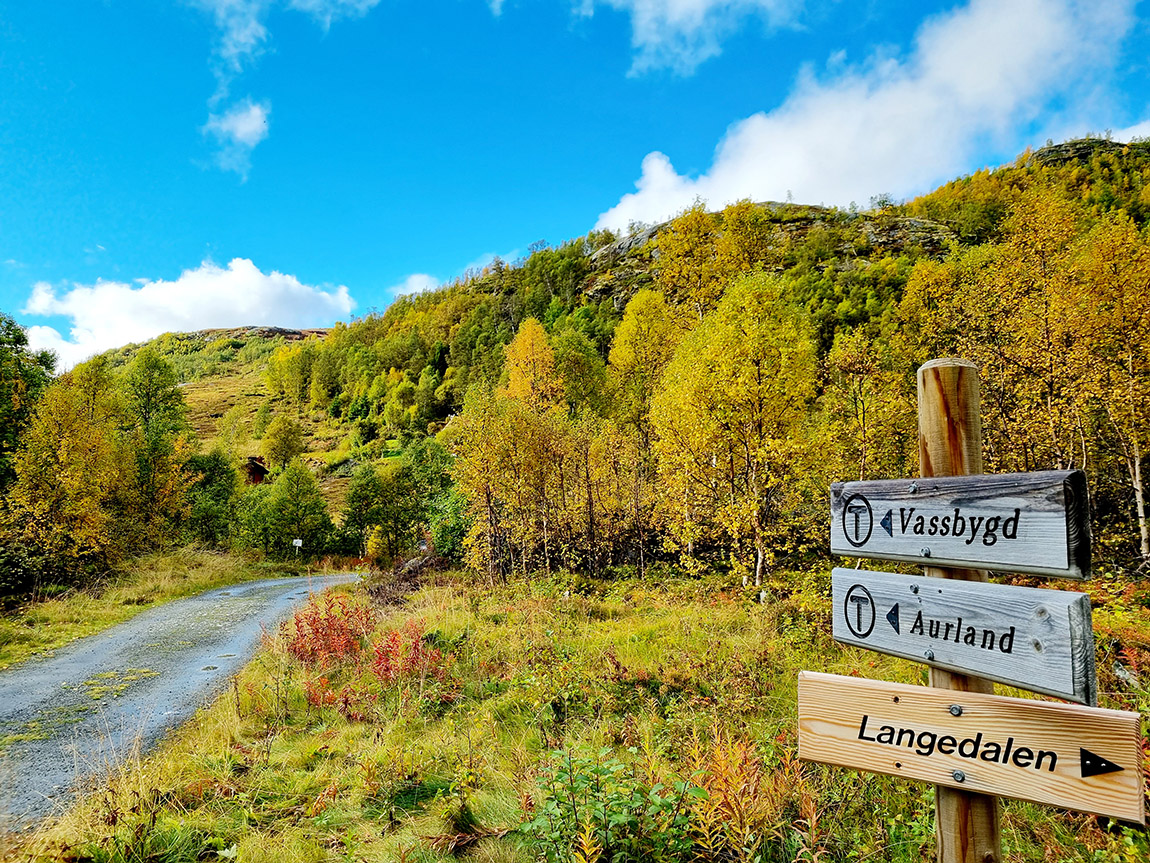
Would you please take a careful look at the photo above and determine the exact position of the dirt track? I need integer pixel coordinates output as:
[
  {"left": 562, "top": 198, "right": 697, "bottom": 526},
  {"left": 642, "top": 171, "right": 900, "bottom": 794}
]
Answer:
[{"left": 0, "top": 573, "right": 356, "bottom": 829}]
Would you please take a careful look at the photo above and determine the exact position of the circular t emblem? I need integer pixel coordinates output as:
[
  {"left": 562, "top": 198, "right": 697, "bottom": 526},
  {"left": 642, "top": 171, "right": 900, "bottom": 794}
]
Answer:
[
  {"left": 841, "top": 493, "right": 874, "bottom": 547},
  {"left": 844, "top": 584, "right": 876, "bottom": 638}
]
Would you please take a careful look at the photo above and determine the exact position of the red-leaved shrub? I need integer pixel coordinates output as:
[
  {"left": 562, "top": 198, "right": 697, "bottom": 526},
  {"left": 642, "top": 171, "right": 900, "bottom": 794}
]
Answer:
[
  {"left": 370, "top": 620, "right": 452, "bottom": 685},
  {"left": 285, "top": 594, "right": 375, "bottom": 668}
]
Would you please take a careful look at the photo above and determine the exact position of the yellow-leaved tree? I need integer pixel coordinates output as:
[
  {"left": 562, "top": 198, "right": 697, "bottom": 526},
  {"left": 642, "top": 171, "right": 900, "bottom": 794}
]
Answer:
[
  {"left": 898, "top": 188, "right": 1087, "bottom": 473},
  {"left": 8, "top": 359, "right": 131, "bottom": 575},
  {"left": 1070, "top": 213, "right": 1150, "bottom": 560},
  {"left": 608, "top": 289, "right": 682, "bottom": 452},
  {"left": 654, "top": 203, "right": 726, "bottom": 320},
  {"left": 503, "top": 317, "right": 562, "bottom": 413},
  {"left": 652, "top": 272, "right": 816, "bottom": 584}
]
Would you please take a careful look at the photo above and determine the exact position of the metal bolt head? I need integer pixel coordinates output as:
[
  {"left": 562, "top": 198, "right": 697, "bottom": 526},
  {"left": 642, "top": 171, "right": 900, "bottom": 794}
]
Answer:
[
  {"left": 910, "top": 584, "right": 920, "bottom": 594},
  {"left": 920, "top": 547, "right": 931, "bottom": 558},
  {"left": 909, "top": 483, "right": 919, "bottom": 494},
  {"left": 924, "top": 649, "right": 935, "bottom": 661},
  {"left": 952, "top": 770, "right": 966, "bottom": 783},
  {"left": 949, "top": 704, "right": 963, "bottom": 716}
]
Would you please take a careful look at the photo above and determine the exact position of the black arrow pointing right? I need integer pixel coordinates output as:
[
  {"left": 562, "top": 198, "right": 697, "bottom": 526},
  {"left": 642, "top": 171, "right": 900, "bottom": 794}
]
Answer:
[{"left": 1080, "top": 748, "right": 1124, "bottom": 778}]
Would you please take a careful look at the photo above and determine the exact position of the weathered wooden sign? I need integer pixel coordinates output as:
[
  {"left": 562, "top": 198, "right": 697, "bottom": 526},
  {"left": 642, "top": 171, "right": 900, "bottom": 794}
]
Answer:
[
  {"left": 831, "top": 568, "right": 1096, "bottom": 704},
  {"left": 798, "top": 672, "right": 1145, "bottom": 824},
  {"left": 830, "top": 470, "right": 1091, "bottom": 579}
]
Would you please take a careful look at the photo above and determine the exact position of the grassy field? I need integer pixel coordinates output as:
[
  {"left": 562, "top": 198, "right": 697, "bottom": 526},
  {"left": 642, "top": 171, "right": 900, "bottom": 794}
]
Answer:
[
  {"left": 0, "top": 550, "right": 316, "bottom": 670},
  {"left": 17, "top": 568, "right": 1149, "bottom": 863}
]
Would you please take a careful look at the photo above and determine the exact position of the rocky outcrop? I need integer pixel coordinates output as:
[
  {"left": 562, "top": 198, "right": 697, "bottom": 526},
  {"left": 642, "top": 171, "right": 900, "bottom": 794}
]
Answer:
[
  {"left": 859, "top": 216, "right": 955, "bottom": 256},
  {"left": 192, "top": 325, "right": 330, "bottom": 342},
  {"left": 1024, "top": 138, "right": 1131, "bottom": 169},
  {"left": 582, "top": 202, "right": 955, "bottom": 306}
]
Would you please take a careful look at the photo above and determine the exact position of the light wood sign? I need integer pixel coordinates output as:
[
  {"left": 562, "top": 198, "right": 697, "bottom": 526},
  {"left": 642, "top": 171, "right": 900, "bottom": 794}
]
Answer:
[
  {"left": 830, "top": 470, "right": 1091, "bottom": 579},
  {"left": 831, "top": 568, "right": 1097, "bottom": 705},
  {"left": 798, "top": 672, "right": 1145, "bottom": 824}
]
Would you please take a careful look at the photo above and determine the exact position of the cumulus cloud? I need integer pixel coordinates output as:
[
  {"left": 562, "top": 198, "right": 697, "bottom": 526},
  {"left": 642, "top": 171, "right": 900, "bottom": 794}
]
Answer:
[
  {"left": 596, "top": 0, "right": 1137, "bottom": 230},
  {"left": 388, "top": 273, "right": 440, "bottom": 299},
  {"left": 575, "top": 0, "right": 804, "bottom": 74},
  {"left": 203, "top": 98, "right": 271, "bottom": 178},
  {"left": 1117, "top": 118, "right": 1150, "bottom": 140},
  {"left": 23, "top": 258, "right": 355, "bottom": 370}
]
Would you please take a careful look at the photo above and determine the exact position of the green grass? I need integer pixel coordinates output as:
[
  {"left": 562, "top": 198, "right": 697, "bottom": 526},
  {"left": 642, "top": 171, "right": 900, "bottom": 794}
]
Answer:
[
  {"left": 17, "top": 570, "right": 1150, "bottom": 862},
  {"left": 0, "top": 549, "right": 312, "bottom": 669}
]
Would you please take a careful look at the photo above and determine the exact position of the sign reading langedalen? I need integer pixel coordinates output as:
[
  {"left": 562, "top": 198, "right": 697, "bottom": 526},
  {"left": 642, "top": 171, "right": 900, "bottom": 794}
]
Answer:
[
  {"left": 830, "top": 470, "right": 1090, "bottom": 579},
  {"left": 798, "top": 672, "right": 1145, "bottom": 824},
  {"left": 831, "top": 568, "right": 1096, "bottom": 705}
]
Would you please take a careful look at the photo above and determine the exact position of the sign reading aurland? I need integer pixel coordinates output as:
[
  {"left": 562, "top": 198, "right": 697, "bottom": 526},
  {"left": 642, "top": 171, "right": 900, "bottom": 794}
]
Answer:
[
  {"left": 831, "top": 568, "right": 1097, "bottom": 705},
  {"left": 798, "top": 672, "right": 1144, "bottom": 823},
  {"left": 829, "top": 470, "right": 1090, "bottom": 579}
]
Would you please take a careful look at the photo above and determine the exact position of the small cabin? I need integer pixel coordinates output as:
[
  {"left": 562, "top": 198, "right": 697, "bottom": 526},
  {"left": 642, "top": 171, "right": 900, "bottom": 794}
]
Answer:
[{"left": 242, "top": 456, "right": 270, "bottom": 485}]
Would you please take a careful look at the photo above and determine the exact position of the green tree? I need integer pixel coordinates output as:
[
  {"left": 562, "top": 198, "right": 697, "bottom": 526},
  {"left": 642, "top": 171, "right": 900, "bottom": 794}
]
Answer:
[
  {"left": 344, "top": 460, "right": 422, "bottom": 562},
  {"left": 553, "top": 328, "right": 607, "bottom": 417},
  {"left": 185, "top": 449, "right": 239, "bottom": 547},
  {"left": 0, "top": 313, "right": 56, "bottom": 490},
  {"left": 121, "top": 347, "right": 191, "bottom": 545},
  {"left": 262, "top": 415, "right": 304, "bottom": 471},
  {"left": 266, "top": 459, "right": 332, "bottom": 557}
]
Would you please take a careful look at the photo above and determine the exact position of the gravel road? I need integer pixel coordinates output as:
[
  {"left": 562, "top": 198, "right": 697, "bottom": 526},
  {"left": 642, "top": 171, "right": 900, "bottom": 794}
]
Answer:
[{"left": 0, "top": 573, "right": 358, "bottom": 829}]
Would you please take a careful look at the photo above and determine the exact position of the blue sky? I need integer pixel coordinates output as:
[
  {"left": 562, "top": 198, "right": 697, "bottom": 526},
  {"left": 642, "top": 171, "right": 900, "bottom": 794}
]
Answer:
[{"left": 1, "top": 0, "right": 1148, "bottom": 368}]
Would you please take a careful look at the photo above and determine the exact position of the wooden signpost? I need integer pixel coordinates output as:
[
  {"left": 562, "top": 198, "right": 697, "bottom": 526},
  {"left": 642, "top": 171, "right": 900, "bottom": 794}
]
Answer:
[
  {"left": 801, "top": 358, "right": 1146, "bottom": 861},
  {"left": 830, "top": 470, "right": 1091, "bottom": 579},
  {"left": 798, "top": 672, "right": 1145, "bottom": 824},
  {"left": 831, "top": 568, "right": 1096, "bottom": 704}
]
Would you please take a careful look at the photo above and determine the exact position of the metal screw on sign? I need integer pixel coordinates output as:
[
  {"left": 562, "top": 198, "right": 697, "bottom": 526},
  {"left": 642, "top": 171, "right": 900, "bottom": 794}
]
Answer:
[
  {"left": 949, "top": 705, "right": 963, "bottom": 716},
  {"left": 920, "top": 547, "right": 931, "bottom": 558},
  {"left": 925, "top": 649, "right": 935, "bottom": 661},
  {"left": 952, "top": 770, "right": 966, "bottom": 783}
]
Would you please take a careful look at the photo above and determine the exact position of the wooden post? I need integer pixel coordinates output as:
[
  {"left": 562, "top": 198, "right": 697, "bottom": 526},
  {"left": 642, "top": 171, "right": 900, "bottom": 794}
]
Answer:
[{"left": 917, "top": 358, "right": 1003, "bottom": 863}]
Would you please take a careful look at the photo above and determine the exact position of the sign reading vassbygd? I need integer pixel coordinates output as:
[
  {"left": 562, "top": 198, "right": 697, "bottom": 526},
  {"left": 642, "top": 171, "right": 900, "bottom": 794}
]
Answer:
[
  {"left": 830, "top": 470, "right": 1091, "bottom": 579},
  {"left": 831, "top": 568, "right": 1096, "bottom": 704},
  {"left": 798, "top": 672, "right": 1144, "bottom": 823}
]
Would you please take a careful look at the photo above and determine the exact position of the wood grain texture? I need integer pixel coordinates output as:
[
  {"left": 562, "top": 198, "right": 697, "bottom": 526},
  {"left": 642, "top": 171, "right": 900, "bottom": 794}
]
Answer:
[
  {"left": 831, "top": 568, "right": 1097, "bottom": 704},
  {"left": 917, "top": 358, "right": 1001, "bottom": 863},
  {"left": 829, "top": 470, "right": 1091, "bottom": 579},
  {"left": 797, "top": 672, "right": 1145, "bottom": 824}
]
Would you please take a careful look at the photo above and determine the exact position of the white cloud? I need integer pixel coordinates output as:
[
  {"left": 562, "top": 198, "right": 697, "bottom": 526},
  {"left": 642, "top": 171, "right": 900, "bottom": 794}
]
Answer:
[
  {"left": 192, "top": 0, "right": 381, "bottom": 173},
  {"left": 575, "top": 0, "right": 804, "bottom": 74},
  {"left": 193, "top": 0, "right": 382, "bottom": 96},
  {"left": 288, "top": 0, "right": 383, "bottom": 28},
  {"left": 1117, "top": 119, "right": 1150, "bottom": 140},
  {"left": 23, "top": 258, "right": 355, "bottom": 370},
  {"left": 203, "top": 98, "right": 271, "bottom": 178},
  {"left": 596, "top": 0, "right": 1137, "bottom": 230},
  {"left": 388, "top": 273, "right": 440, "bottom": 299}
]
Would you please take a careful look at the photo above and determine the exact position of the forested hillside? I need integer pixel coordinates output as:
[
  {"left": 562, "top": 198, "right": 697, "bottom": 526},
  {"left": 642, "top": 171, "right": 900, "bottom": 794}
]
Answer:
[{"left": 3, "top": 136, "right": 1150, "bottom": 599}]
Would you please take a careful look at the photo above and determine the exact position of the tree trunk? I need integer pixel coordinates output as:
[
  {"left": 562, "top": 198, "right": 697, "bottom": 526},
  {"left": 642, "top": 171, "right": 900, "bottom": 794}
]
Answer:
[{"left": 1134, "top": 434, "right": 1149, "bottom": 560}]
